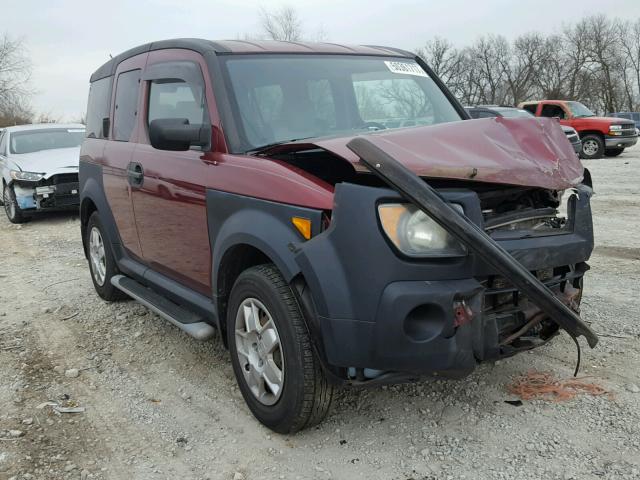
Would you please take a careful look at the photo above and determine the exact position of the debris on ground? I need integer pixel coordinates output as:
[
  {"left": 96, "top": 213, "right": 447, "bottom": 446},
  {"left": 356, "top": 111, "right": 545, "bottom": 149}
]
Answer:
[
  {"left": 507, "top": 371, "right": 611, "bottom": 401},
  {"left": 36, "top": 400, "right": 86, "bottom": 414}
]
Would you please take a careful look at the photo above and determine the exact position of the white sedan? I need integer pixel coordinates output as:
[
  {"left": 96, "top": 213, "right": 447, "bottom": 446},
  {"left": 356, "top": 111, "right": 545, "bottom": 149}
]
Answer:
[{"left": 0, "top": 123, "right": 85, "bottom": 223}]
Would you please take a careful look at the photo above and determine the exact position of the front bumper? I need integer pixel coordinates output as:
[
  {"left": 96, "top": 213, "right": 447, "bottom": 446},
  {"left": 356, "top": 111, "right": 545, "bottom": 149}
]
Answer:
[
  {"left": 605, "top": 134, "right": 638, "bottom": 148},
  {"left": 296, "top": 183, "right": 594, "bottom": 378},
  {"left": 13, "top": 177, "right": 79, "bottom": 211},
  {"left": 570, "top": 139, "right": 582, "bottom": 154}
]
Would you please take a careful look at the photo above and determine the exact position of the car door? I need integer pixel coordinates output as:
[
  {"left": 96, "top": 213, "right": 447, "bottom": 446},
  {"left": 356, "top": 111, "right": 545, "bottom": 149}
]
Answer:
[
  {"left": 129, "top": 49, "right": 218, "bottom": 295},
  {"left": 102, "top": 54, "right": 147, "bottom": 259}
]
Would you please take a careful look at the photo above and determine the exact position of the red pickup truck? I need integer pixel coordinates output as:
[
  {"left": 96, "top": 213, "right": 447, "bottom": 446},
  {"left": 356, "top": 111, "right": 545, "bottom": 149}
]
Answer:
[{"left": 519, "top": 100, "right": 638, "bottom": 159}]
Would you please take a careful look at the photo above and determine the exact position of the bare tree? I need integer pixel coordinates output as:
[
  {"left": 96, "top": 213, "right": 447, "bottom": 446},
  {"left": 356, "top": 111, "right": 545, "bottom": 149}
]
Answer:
[
  {"left": 415, "top": 37, "right": 467, "bottom": 99},
  {"left": 0, "top": 33, "right": 33, "bottom": 126},
  {"left": 466, "top": 35, "right": 510, "bottom": 105},
  {"left": 619, "top": 19, "right": 640, "bottom": 110},
  {"left": 503, "top": 33, "right": 548, "bottom": 105},
  {"left": 414, "top": 15, "right": 640, "bottom": 114},
  {"left": 260, "top": 5, "right": 302, "bottom": 42},
  {"left": 0, "top": 102, "right": 32, "bottom": 127},
  {"left": 34, "top": 112, "right": 60, "bottom": 124}
]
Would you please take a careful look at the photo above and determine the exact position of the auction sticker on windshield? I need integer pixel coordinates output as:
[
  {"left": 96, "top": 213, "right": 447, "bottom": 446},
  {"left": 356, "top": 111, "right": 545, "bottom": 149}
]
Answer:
[{"left": 384, "top": 60, "right": 428, "bottom": 77}]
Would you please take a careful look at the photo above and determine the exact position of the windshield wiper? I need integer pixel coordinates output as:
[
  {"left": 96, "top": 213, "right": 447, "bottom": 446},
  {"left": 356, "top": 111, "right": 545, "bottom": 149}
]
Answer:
[{"left": 246, "top": 137, "right": 316, "bottom": 155}]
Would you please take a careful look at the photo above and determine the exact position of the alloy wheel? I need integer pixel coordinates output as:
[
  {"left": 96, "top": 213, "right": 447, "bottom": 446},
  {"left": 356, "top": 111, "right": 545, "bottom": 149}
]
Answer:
[
  {"left": 89, "top": 226, "right": 107, "bottom": 286},
  {"left": 234, "top": 297, "right": 285, "bottom": 406},
  {"left": 3, "top": 186, "right": 15, "bottom": 220},
  {"left": 582, "top": 139, "right": 599, "bottom": 157}
]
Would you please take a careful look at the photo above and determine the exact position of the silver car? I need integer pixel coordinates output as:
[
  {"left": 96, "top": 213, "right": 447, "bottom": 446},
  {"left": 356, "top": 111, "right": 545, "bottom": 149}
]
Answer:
[{"left": 0, "top": 123, "right": 85, "bottom": 223}]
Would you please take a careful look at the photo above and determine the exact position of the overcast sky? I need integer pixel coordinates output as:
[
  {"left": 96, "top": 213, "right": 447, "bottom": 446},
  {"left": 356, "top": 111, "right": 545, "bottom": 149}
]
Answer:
[{"left": 6, "top": 0, "right": 640, "bottom": 120}]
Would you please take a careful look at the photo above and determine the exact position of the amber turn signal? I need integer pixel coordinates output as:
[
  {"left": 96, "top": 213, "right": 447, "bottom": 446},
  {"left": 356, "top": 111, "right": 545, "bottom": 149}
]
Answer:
[{"left": 291, "top": 217, "right": 312, "bottom": 240}]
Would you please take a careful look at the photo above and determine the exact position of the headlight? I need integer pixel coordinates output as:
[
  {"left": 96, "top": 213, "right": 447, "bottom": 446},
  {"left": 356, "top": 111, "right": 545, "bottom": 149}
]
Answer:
[
  {"left": 378, "top": 203, "right": 466, "bottom": 257},
  {"left": 10, "top": 170, "right": 44, "bottom": 182},
  {"left": 609, "top": 125, "right": 622, "bottom": 131}
]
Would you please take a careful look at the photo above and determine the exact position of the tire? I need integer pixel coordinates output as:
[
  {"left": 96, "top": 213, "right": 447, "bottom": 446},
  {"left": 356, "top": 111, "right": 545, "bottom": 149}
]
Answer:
[
  {"left": 227, "top": 264, "right": 333, "bottom": 433},
  {"left": 604, "top": 148, "right": 624, "bottom": 157},
  {"left": 85, "top": 211, "right": 126, "bottom": 301},
  {"left": 3, "top": 183, "right": 30, "bottom": 224},
  {"left": 580, "top": 134, "right": 604, "bottom": 159}
]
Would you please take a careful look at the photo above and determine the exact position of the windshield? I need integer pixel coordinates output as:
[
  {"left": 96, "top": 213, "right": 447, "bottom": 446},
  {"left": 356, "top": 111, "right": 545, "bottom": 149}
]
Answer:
[
  {"left": 495, "top": 108, "right": 533, "bottom": 118},
  {"left": 567, "top": 101, "right": 595, "bottom": 118},
  {"left": 221, "top": 55, "right": 462, "bottom": 152},
  {"left": 10, "top": 128, "right": 85, "bottom": 155}
]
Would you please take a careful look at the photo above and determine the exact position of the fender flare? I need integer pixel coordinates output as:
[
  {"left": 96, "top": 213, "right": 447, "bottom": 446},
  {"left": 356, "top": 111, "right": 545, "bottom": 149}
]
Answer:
[
  {"left": 206, "top": 189, "right": 323, "bottom": 298},
  {"left": 79, "top": 162, "right": 122, "bottom": 258}
]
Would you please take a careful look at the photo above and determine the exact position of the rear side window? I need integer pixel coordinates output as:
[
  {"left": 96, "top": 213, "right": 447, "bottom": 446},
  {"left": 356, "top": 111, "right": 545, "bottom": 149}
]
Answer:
[
  {"left": 85, "top": 76, "right": 113, "bottom": 139},
  {"left": 521, "top": 103, "right": 538, "bottom": 114},
  {"left": 113, "top": 69, "right": 141, "bottom": 141},
  {"left": 540, "top": 104, "right": 566, "bottom": 119}
]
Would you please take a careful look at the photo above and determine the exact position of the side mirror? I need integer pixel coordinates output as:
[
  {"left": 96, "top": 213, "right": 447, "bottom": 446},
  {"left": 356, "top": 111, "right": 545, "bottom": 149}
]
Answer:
[{"left": 149, "top": 118, "right": 210, "bottom": 151}]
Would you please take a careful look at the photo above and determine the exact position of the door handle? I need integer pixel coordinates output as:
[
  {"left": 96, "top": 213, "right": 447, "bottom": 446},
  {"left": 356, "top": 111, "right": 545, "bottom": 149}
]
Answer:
[{"left": 127, "top": 162, "right": 144, "bottom": 187}]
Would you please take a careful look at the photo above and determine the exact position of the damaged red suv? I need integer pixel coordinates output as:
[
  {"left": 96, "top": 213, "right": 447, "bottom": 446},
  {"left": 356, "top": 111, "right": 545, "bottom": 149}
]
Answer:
[{"left": 80, "top": 39, "right": 598, "bottom": 433}]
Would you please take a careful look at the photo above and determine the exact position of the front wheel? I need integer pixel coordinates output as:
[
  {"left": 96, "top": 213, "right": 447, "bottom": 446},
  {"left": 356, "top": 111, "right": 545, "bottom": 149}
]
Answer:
[
  {"left": 580, "top": 134, "right": 604, "bottom": 159},
  {"left": 3, "top": 183, "right": 29, "bottom": 224},
  {"left": 227, "top": 264, "right": 333, "bottom": 433},
  {"left": 604, "top": 147, "right": 624, "bottom": 157}
]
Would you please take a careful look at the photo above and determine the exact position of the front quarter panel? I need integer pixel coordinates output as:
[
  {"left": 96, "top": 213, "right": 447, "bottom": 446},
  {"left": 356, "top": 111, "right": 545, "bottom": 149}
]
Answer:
[{"left": 206, "top": 189, "right": 324, "bottom": 296}]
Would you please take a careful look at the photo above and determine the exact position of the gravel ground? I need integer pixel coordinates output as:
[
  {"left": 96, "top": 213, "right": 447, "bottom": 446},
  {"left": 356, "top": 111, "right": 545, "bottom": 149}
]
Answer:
[{"left": 0, "top": 146, "right": 639, "bottom": 480}]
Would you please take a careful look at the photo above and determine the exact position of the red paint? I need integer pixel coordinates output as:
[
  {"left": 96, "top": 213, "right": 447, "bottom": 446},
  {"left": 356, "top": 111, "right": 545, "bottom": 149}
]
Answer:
[{"left": 262, "top": 117, "right": 584, "bottom": 190}]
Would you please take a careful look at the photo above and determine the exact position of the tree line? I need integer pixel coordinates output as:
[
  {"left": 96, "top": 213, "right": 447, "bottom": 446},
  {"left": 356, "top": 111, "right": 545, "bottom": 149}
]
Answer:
[
  {"left": 261, "top": 9, "right": 640, "bottom": 115},
  {"left": 416, "top": 15, "right": 640, "bottom": 114}
]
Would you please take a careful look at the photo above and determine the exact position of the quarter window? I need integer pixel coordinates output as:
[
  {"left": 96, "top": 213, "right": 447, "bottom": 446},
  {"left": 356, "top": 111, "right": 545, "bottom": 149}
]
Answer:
[
  {"left": 85, "top": 76, "right": 113, "bottom": 139},
  {"left": 113, "top": 69, "right": 141, "bottom": 142}
]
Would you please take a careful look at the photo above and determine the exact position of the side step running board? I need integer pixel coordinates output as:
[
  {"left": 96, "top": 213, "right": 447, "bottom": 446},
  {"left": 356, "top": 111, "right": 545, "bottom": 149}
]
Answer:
[{"left": 111, "top": 274, "right": 215, "bottom": 340}]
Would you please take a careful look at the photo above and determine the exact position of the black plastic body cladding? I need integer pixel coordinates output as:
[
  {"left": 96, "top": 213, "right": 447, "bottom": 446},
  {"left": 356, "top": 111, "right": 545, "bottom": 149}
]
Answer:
[{"left": 347, "top": 136, "right": 598, "bottom": 348}]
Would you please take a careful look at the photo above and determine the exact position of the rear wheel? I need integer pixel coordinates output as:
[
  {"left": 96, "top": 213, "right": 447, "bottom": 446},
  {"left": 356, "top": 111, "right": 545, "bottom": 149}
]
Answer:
[
  {"left": 227, "top": 264, "right": 333, "bottom": 433},
  {"left": 604, "top": 148, "right": 624, "bottom": 157},
  {"left": 3, "top": 183, "right": 29, "bottom": 224},
  {"left": 86, "top": 211, "right": 126, "bottom": 301},
  {"left": 580, "top": 134, "right": 604, "bottom": 159}
]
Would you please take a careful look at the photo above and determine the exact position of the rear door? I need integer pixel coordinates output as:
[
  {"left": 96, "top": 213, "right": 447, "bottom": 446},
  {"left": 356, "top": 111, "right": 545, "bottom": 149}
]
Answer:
[
  {"left": 129, "top": 49, "right": 219, "bottom": 295},
  {"left": 102, "top": 54, "right": 147, "bottom": 258}
]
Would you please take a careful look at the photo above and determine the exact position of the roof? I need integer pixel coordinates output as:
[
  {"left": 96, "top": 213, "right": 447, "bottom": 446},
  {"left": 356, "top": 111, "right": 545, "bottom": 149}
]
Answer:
[
  {"left": 90, "top": 38, "right": 413, "bottom": 81},
  {"left": 3, "top": 123, "right": 86, "bottom": 133}
]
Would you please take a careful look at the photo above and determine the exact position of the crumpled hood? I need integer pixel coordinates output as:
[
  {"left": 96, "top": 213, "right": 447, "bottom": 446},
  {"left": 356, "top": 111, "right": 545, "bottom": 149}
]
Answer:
[
  {"left": 10, "top": 147, "right": 80, "bottom": 179},
  {"left": 263, "top": 117, "right": 584, "bottom": 190}
]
